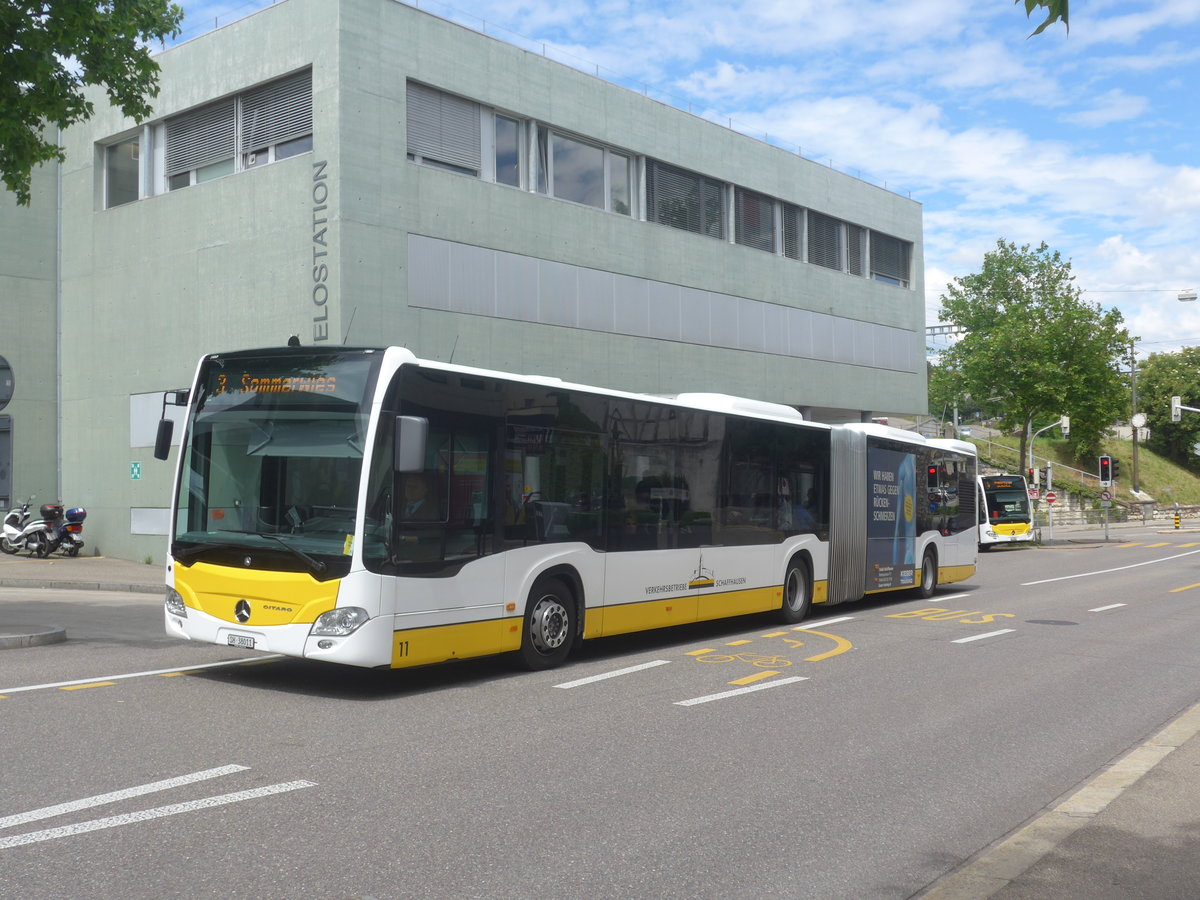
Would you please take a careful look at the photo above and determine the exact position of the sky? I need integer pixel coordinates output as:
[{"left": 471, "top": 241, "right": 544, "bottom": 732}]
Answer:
[{"left": 175, "top": 0, "right": 1200, "bottom": 361}]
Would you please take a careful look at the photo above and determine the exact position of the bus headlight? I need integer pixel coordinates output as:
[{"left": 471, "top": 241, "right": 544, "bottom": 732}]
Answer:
[
  {"left": 165, "top": 587, "right": 187, "bottom": 618},
  {"left": 311, "top": 607, "right": 369, "bottom": 636}
]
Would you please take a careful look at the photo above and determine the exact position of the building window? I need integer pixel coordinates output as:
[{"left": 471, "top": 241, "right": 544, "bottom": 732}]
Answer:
[
  {"left": 406, "top": 82, "right": 481, "bottom": 176},
  {"left": 781, "top": 203, "right": 803, "bottom": 260},
  {"left": 160, "top": 69, "right": 312, "bottom": 193},
  {"left": 807, "top": 211, "right": 842, "bottom": 271},
  {"left": 536, "top": 127, "right": 631, "bottom": 215},
  {"left": 495, "top": 115, "right": 522, "bottom": 187},
  {"left": 240, "top": 71, "right": 315, "bottom": 169},
  {"left": 646, "top": 159, "right": 725, "bottom": 240},
  {"left": 871, "top": 232, "right": 912, "bottom": 287},
  {"left": 104, "top": 135, "right": 141, "bottom": 207},
  {"left": 847, "top": 224, "right": 866, "bottom": 277},
  {"left": 735, "top": 187, "right": 775, "bottom": 252}
]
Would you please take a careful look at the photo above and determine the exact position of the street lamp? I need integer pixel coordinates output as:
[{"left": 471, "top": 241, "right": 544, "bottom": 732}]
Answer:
[{"left": 1180, "top": 290, "right": 1197, "bottom": 302}]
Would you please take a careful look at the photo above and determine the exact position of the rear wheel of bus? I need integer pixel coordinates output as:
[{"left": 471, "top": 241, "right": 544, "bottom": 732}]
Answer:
[{"left": 519, "top": 576, "right": 576, "bottom": 670}]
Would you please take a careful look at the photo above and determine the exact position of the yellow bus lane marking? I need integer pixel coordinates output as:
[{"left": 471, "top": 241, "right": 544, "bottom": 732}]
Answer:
[
  {"left": 1169, "top": 583, "right": 1200, "bottom": 593},
  {"left": 1178, "top": 543, "right": 1200, "bottom": 548},
  {"left": 1145, "top": 542, "right": 1172, "bottom": 548},
  {"left": 791, "top": 628, "right": 854, "bottom": 661},
  {"left": 686, "top": 648, "right": 717, "bottom": 657},
  {"left": 60, "top": 682, "right": 117, "bottom": 691},
  {"left": 725, "top": 639, "right": 753, "bottom": 646},
  {"left": 1116, "top": 542, "right": 1143, "bottom": 548}
]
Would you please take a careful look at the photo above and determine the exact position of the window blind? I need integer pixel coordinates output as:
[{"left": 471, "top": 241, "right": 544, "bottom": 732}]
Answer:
[
  {"left": 871, "top": 232, "right": 911, "bottom": 285},
  {"left": 241, "top": 70, "right": 312, "bottom": 150},
  {"left": 165, "top": 100, "right": 235, "bottom": 176},
  {"left": 807, "top": 211, "right": 842, "bottom": 271},
  {"left": 406, "top": 82, "right": 481, "bottom": 171}
]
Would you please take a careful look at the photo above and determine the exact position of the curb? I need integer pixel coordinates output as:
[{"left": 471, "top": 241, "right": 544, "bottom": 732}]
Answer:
[
  {"left": 0, "top": 624, "right": 67, "bottom": 649},
  {"left": 0, "top": 578, "right": 161, "bottom": 595}
]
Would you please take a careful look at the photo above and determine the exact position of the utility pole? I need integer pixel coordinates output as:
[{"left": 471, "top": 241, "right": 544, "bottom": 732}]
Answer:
[{"left": 1130, "top": 342, "right": 1141, "bottom": 493}]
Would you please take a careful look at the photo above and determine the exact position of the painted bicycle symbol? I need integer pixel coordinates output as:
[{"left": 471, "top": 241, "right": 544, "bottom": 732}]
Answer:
[{"left": 695, "top": 651, "right": 793, "bottom": 668}]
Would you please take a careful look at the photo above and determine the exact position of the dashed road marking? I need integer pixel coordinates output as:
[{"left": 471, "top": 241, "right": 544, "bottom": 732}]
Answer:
[
  {"left": 0, "top": 655, "right": 285, "bottom": 697},
  {"left": 675, "top": 676, "right": 807, "bottom": 707},
  {"left": 553, "top": 659, "right": 671, "bottom": 689},
  {"left": 1089, "top": 603, "right": 1127, "bottom": 612},
  {"left": 952, "top": 629, "right": 1016, "bottom": 644}
]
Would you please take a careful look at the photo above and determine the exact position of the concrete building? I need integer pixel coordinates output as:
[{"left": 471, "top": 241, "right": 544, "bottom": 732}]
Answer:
[{"left": 0, "top": 0, "right": 926, "bottom": 563}]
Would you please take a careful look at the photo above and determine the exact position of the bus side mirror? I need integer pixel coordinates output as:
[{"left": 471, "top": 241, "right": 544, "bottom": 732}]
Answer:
[
  {"left": 394, "top": 416, "right": 428, "bottom": 473},
  {"left": 154, "top": 419, "right": 174, "bottom": 461}
]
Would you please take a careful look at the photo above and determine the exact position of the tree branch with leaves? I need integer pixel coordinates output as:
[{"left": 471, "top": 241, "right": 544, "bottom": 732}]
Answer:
[{"left": 1, "top": 1, "right": 183, "bottom": 206}]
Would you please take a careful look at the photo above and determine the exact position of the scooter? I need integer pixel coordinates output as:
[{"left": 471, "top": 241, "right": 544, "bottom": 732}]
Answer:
[
  {"left": 1, "top": 498, "right": 59, "bottom": 557},
  {"left": 50, "top": 507, "right": 87, "bottom": 557}
]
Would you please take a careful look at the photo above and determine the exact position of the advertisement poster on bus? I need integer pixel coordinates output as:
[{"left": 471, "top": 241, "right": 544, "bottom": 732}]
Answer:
[{"left": 867, "top": 447, "right": 916, "bottom": 590}]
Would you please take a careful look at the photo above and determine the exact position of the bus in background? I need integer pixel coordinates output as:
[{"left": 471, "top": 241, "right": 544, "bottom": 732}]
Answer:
[
  {"left": 977, "top": 473, "right": 1034, "bottom": 549},
  {"left": 154, "top": 345, "right": 978, "bottom": 671}
]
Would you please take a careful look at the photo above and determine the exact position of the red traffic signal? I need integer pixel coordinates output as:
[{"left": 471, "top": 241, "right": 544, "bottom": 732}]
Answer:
[{"left": 1099, "top": 455, "right": 1112, "bottom": 485}]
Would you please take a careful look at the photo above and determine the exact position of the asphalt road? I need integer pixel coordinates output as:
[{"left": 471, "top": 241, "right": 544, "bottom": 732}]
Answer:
[{"left": 3, "top": 530, "right": 1200, "bottom": 899}]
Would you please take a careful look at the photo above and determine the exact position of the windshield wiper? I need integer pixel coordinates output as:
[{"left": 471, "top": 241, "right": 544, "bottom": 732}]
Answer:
[
  {"left": 173, "top": 541, "right": 243, "bottom": 564},
  {"left": 259, "top": 533, "right": 328, "bottom": 575}
]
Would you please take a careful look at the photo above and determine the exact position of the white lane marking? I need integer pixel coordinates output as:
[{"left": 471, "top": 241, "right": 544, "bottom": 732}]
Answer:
[
  {"left": 797, "top": 616, "right": 855, "bottom": 629},
  {"left": 925, "top": 592, "right": 970, "bottom": 604},
  {"left": 554, "top": 660, "right": 671, "bottom": 688},
  {"left": 0, "top": 655, "right": 284, "bottom": 696},
  {"left": 0, "top": 765, "right": 249, "bottom": 830},
  {"left": 952, "top": 629, "right": 1016, "bottom": 644},
  {"left": 0, "top": 781, "right": 316, "bottom": 850},
  {"left": 1089, "top": 603, "right": 1127, "bottom": 612},
  {"left": 1022, "top": 548, "right": 1200, "bottom": 586},
  {"left": 675, "top": 676, "right": 807, "bottom": 706}
]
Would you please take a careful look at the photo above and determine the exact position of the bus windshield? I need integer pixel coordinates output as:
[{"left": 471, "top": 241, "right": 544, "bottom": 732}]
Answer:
[
  {"left": 984, "top": 487, "right": 1031, "bottom": 523},
  {"left": 171, "top": 349, "right": 381, "bottom": 577}
]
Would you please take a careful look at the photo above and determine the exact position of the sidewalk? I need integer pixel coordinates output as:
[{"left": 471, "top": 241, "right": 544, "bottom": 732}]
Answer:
[
  {"left": 0, "top": 554, "right": 163, "bottom": 594},
  {"left": 4, "top": 548, "right": 1200, "bottom": 897}
]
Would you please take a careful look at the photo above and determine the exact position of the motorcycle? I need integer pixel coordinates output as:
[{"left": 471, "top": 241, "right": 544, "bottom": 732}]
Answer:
[{"left": 1, "top": 499, "right": 71, "bottom": 558}]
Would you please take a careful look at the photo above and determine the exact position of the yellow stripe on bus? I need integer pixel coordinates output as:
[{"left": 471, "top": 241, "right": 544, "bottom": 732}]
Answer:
[
  {"left": 391, "top": 619, "right": 518, "bottom": 668},
  {"left": 175, "top": 562, "right": 340, "bottom": 626}
]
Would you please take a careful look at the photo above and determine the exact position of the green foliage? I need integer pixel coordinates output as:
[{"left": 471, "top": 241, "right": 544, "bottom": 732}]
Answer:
[
  {"left": 935, "top": 239, "right": 1131, "bottom": 466},
  {"left": 1136, "top": 347, "right": 1200, "bottom": 473},
  {"left": 1017, "top": 0, "right": 1068, "bottom": 36},
  {"left": 0, "top": 1, "right": 183, "bottom": 206}
]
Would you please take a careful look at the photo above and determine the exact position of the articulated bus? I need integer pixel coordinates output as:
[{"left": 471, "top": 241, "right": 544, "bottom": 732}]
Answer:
[
  {"left": 977, "top": 473, "right": 1034, "bottom": 549},
  {"left": 155, "top": 345, "right": 978, "bottom": 670}
]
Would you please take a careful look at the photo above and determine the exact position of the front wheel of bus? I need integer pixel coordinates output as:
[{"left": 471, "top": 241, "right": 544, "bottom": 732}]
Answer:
[
  {"left": 778, "top": 558, "right": 812, "bottom": 624},
  {"left": 519, "top": 578, "right": 576, "bottom": 670},
  {"left": 916, "top": 550, "right": 938, "bottom": 599}
]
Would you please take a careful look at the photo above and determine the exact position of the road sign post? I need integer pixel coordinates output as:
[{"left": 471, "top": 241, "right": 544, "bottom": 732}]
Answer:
[{"left": 1044, "top": 490, "right": 1056, "bottom": 544}]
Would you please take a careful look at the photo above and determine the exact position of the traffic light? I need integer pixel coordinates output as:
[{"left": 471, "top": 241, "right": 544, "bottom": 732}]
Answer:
[
  {"left": 1172, "top": 396, "right": 1183, "bottom": 423},
  {"left": 926, "top": 464, "right": 939, "bottom": 489},
  {"left": 1027, "top": 467, "right": 1037, "bottom": 486},
  {"left": 1111, "top": 458, "right": 1120, "bottom": 481},
  {"left": 1041, "top": 466, "right": 1052, "bottom": 490},
  {"left": 1099, "top": 455, "right": 1112, "bottom": 486}
]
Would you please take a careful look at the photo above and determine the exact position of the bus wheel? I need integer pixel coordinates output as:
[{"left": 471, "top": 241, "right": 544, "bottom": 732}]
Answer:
[
  {"left": 778, "top": 558, "right": 812, "bottom": 624},
  {"left": 916, "top": 550, "right": 938, "bottom": 598},
  {"left": 519, "top": 577, "right": 575, "bottom": 670}
]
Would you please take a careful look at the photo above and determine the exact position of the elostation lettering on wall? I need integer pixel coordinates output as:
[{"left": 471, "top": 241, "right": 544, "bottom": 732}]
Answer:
[{"left": 311, "top": 160, "right": 332, "bottom": 342}]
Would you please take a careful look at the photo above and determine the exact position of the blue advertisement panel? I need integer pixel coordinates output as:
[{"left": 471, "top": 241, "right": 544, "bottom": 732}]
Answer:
[{"left": 867, "top": 447, "right": 916, "bottom": 590}]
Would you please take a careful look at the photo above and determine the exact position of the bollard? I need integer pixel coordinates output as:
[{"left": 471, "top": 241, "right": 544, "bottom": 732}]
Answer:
[{"left": 1175, "top": 513, "right": 1181, "bottom": 530}]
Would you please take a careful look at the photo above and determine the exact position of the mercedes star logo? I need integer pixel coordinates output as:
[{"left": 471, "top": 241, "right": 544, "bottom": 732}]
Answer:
[{"left": 235, "top": 600, "right": 251, "bottom": 623}]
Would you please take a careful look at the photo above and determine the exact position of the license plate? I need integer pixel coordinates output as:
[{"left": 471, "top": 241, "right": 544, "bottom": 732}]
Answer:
[{"left": 226, "top": 634, "right": 255, "bottom": 649}]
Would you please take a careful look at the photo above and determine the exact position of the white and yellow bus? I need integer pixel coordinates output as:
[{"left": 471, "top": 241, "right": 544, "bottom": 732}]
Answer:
[
  {"left": 156, "top": 345, "right": 977, "bottom": 670},
  {"left": 977, "top": 473, "right": 1035, "bottom": 549}
]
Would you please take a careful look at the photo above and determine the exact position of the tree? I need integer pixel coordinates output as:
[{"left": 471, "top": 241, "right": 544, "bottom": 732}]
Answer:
[
  {"left": 1135, "top": 347, "right": 1200, "bottom": 473},
  {"left": 1, "top": 1, "right": 183, "bottom": 206},
  {"left": 936, "top": 240, "right": 1131, "bottom": 470},
  {"left": 1018, "top": 0, "right": 1068, "bottom": 36}
]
